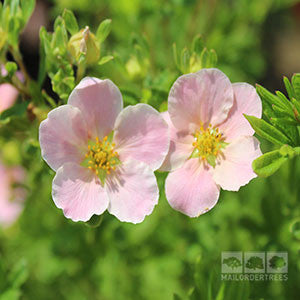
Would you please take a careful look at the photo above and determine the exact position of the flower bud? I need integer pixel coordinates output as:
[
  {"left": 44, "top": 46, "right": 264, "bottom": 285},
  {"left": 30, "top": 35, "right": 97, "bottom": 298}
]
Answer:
[{"left": 68, "top": 26, "right": 100, "bottom": 65}]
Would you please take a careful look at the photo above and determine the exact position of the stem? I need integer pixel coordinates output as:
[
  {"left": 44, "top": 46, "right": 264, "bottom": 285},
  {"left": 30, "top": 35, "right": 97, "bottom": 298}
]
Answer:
[{"left": 9, "top": 46, "right": 31, "bottom": 83}]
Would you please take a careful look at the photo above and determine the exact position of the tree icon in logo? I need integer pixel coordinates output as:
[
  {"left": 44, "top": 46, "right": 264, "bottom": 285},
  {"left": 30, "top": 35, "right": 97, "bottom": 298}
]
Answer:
[
  {"left": 269, "top": 256, "right": 286, "bottom": 270},
  {"left": 222, "top": 257, "right": 242, "bottom": 270},
  {"left": 245, "top": 256, "right": 264, "bottom": 270}
]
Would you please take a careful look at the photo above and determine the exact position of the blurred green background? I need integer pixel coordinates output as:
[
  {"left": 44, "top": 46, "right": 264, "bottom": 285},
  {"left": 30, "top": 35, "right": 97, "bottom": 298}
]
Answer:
[{"left": 1, "top": 0, "right": 300, "bottom": 299}]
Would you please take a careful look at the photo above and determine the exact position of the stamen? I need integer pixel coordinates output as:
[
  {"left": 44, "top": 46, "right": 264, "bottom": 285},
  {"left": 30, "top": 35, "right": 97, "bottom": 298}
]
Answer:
[
  {"left": 192, "top": 123, "right": 226, "bottom": 166},
  {"left": 84, "top": 135, "right": 120, "bottom": 180}
]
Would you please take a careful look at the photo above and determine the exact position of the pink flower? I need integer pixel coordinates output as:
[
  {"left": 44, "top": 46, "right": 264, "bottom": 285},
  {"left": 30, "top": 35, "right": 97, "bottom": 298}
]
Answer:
[
  {"left": 39, "top": 77, "right": 169, "bottom": 223},
  {"left": 0, "top": 66, "right": 23, "bottom": 113},
  {"left": 160, "top": 68, "right": 262, "bottom": 217},
  {"left": 0, "top": 161, "right": 26, "bottom": 227}
]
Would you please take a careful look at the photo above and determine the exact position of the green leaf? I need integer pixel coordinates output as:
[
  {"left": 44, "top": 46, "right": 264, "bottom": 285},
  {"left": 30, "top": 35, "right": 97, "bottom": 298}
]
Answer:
[
  {"left": 172, "top": 43, "right": 179, "bottom": 69},
  {"left": 86, "top": 214, "right": 103, "bottom": 228},
  {"left": 0, "top": 102, "right": 27, "bottom": 124},
  {"left": 192, "top": 34, "right": 204, "bottom": 54},
  {"left": 209, "top": 49, "right": 217, "bottom": 67},
  {"left": 215, "top": 283, "right": 225, "bottom": 300},
  {"left": 20, "top": 0, "right": 35, "bottom": 25},
  {"left": 275, "top": 91, "right": 293, "bottom": 113},
  {"left": 96, "top": 19, "right": 112, "bottom": 43},
  {"left": 256, "top": 84, "right": 286, "bottom": 110},
  {"left": 62, "top": 9, "right": 78, "bottom": 35},
  {"left": 291, "top": 73, "right": 300, "bottom": 101},
  {"left": 244, "top": 115, "right": 292, "bottom": 146},
  {"left": 270, "top": 117, "right": 298, "bottom": 126},
  {"left": 180, "top": 47, "right": 190, "bottom": 74},
  {"left": 283, "top": 76, "right": 295, "bottom": 100},
  {"left": 8, "top": 259, "right": 28, "bottom": 289},
  {"left": 200, "top": 48, "right": 209, "bottom": 68},
  {"left": 252, "top": 150, "right": 288, "bottom": 177},
  {"left": 0, "top": 289, "right": 20, "bottom": 300}
]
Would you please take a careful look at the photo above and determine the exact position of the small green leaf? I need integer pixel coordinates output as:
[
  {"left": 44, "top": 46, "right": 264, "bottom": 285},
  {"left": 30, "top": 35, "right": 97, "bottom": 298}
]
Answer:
[
  {"left": 98, "top": 55, "right": 114, "bottom": 65},
  {"left": 20, "top": 0, "right": 35, "bottom": 25},
  {"left": 0, "top": 289, "right": 20, "bottom": 300},
  {"left": 172, "top": 43, "right": 179, "bottom": 69},
  {"left": 8, "top": 259, "right": 28, "bottom": 289},
  {"left": 244, "top": 115, "right": 292, "bottom": 146},
  {"left": 283, "top": 76, "right": 296, "bottom": 100},
  {"left": 86, "top": 214, "right": 103, "bottom": 228},
  {"left": 96, "top": 19, "right": 112, "bottom": 43},
  {"left": 252, "top": 150, "right": 288, "bottom": 177},
  {"left": 180, "top": 47, "right": 190, "bottom": 74},
  {"left": 62, "top": 9, "right": 78, "bottom": 35},
  {"left": 192, "top": 34, "right": 204, "bottom": 54},
  {"left": 256, "top": 84, "right": 286, "bottom": 110},
  {"left": 270, "top": 117, "right": 298, "bottom": 126},
  {"left": 209, "top": 49, "right": 217, "bottom": 67},
  {"left": 200, "top": 47, "right": 209, "bottom": 68},
  {"left": 291, "top": 73, "right": 300, "bottom": 101},
  {"left": 275, "top": 91, "right": 293, "bottom": 112}
]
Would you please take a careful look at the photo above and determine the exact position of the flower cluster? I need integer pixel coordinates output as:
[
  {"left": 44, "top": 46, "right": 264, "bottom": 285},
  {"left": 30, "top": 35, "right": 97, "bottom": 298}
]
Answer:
[{"left": 39, "top": 69, "right": 262, "bottom": 223}]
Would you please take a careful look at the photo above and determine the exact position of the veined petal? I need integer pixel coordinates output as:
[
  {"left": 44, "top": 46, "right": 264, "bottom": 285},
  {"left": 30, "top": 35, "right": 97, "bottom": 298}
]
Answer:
[
  {"left": 165, "top": 159, "right": 220, "bottom": 217},
  {"left": 159, "top": 112, "right": 194, "bottom": 172},
  {"left": 168, "top": 69, "right": 233, "bottom": 131},
  {"left": 219, "top": 83, "right": 262, "bottom": 142},
  {"left": 39, "top": 105, "right": 88, "bottom": 171},
  {"left": 68, "top": 77, "right": 123, "bottom": 139},
  {"left": 106, "top": 159, "right": 159, "bottom": 224},
  {"left": 113, "top": 104, "right": 169, "bottom": 171},
  {"left": 213, "top": 136, "right": 262, "bottom": 191},
  {"left": 52, "top": 163, "right": 109, "bottom": 222}
]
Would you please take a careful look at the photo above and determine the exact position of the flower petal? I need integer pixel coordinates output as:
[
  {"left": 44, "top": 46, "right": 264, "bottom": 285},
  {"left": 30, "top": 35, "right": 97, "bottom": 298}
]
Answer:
[
  {"left": 219, "top": 83, "right": 262, "bottom": 142},
  {"left": 68, "top": 77, "right": 123, "bottom": 139},
  {"left": 159, "top": 111, "right": 194, "bottom": 172},
  {"left": 106, "top": 159, "right": 159, "bottom": 224},
  {"left": 113, "top": 104, "right": 169, "bottom": 171},
  {"left": 0, "top": 164, "right": 24, "bottom": 227},
  {"left": 52, "top": 163, "right": 109, "bottom": 222},
  {"left": 168, "top": 68, "right": 233, "bottom": 131},
  {"left": 165, "top": 159, "right": 220, "bottom": 217},
  {"left": 213, "top": 136, "right": 262, "bottom": 191},
  {"left": 39, "top": 105, "right": 88, "bottom": 171},
  {"left": 0, "top": 83, "right": 19, "bottom": 113}
]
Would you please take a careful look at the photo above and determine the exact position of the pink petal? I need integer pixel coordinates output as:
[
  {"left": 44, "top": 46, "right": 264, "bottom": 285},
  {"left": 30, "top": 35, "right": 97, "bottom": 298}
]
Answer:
[
  {"left": 168, "top": 69, "right": 233, "bottom": 131},
  {"left": 68, "top": 77, "right": 123, "bottom": 139},
  {"left": 0, "top": 83, "right": 19, "bottom": 113},
  {"left": 52, "top": 163, "right": 109, "bottom": 222},
  {"left": 113, "top": 104, "right": 169, "bottom": 171},
  {"left": 213, "top": 136, "right": 262, "bottom": 191},
  {"left": 0, "top": 164, "right": 24, "bottom": 227},
  {"left": 106, "top": 159, "right": 159, "bottom": 224},
  {"left": 165, "top": 159, "right": 220, "bottom": 217},
  {"left": 39, "top": 105, "right": 88, "bottom": 171},
  {"left": 159, "top": 111, "right": 194, "bottom": 172},
  {"left": 219, "top": 83, "right": 262, "bottom": 142}
]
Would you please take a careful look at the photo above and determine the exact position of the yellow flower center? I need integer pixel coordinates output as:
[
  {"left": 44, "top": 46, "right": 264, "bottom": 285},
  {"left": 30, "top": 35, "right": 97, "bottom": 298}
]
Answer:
[
  {"left": 191, "top": 123, "right": 226, "bottom": 167},
  {"left": 85, "top": 136, "right": 119, "bottom": 177}
]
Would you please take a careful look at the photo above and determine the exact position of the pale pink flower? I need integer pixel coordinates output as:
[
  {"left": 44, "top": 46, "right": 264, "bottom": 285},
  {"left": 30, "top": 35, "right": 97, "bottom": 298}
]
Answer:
[
  {"left": 0, "top": 161, "right": 26, "bottom": 227},
  {"left": 39, "top": 77, "right": 169, "bottom": 223},
  {"left": 0, "top": 66, "right": 23, "bottom": 113},
  {"left": 160, "top": 68, "right": 262, "bottom": 217}
]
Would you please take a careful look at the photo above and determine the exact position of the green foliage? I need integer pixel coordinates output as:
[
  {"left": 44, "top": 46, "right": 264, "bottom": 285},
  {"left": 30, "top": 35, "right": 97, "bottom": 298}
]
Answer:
[{"left": 247, "top": 76, "right": 300, "bottom": 177}]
